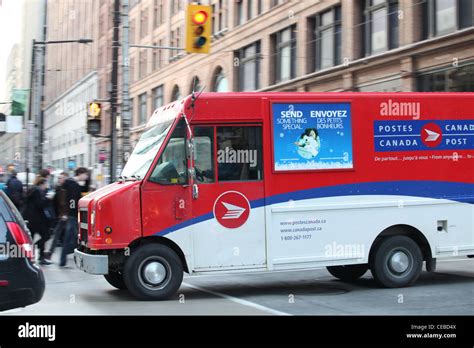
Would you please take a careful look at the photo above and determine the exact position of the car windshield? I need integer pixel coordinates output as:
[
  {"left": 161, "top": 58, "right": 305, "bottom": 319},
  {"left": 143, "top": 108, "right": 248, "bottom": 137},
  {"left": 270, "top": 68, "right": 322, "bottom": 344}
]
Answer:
[{"left": 121, "top": 119, "right": 175, "bottom": 179}]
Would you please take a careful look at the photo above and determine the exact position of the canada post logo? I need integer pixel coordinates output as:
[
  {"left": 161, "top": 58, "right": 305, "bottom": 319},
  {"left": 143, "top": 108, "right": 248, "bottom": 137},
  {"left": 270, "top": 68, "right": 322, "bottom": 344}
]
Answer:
[
  {"left": 213, "top": 191, "right": 250, "bottom": 229},
  {"left": 374, "top": 120, "right": 474, "bottom": 152}
]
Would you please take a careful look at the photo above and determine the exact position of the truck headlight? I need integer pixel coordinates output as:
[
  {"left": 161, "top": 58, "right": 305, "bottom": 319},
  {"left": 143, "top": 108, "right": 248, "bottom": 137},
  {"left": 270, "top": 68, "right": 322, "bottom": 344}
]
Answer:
[{"left": 90, "top": 210, "right": 95, "bottom": 226}]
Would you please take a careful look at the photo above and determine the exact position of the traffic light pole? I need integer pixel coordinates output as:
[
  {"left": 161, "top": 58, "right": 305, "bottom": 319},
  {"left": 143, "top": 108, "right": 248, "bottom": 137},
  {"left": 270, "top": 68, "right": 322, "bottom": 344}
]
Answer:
[
  {"left": 110, "top": 0, "right": 120, "bottom": 183},
  {"left": 121, "top": 0, "right": 131, "bottom": 169}
]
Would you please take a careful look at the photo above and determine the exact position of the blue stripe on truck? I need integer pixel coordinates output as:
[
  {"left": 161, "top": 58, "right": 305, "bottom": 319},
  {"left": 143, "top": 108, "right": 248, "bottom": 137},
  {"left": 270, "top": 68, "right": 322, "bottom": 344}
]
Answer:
[{"left": 155, "top": 180, "right": 474, "bottom": 237}]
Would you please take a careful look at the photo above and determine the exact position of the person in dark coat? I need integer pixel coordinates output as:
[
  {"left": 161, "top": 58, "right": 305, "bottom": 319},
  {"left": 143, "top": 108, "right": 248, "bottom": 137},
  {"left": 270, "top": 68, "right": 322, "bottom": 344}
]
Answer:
[
  {"left": 22, "top": 177, "right": 52, "bottom": 265},
  {"left": 45, "top": 172, "right": 69, "bottom": 260},
  {"left": 5, "top": 170, "right": 24, "bottom": 210},
  {"left": 60, "top": 167, "right": 89, "bottom": 267}
]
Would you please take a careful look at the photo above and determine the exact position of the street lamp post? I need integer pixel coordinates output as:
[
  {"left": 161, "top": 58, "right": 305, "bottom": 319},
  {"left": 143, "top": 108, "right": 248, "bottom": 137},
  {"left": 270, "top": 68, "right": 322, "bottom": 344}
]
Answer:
[{"left": 28, "top": 37, "right": 93, "bottom": 181}]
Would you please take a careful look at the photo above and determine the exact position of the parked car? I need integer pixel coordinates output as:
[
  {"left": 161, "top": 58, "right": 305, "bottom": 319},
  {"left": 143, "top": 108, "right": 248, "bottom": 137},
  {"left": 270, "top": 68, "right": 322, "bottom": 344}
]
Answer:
[{"left": 0, "top": 191, "right": 45, "bottom": 311}]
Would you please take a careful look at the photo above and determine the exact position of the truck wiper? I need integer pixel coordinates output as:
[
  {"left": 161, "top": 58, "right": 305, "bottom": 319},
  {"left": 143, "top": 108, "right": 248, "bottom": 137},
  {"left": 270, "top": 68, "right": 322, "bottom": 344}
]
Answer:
[
  {"left": 126, "top": 175, "right": 141, "bottom": 181},
  {"left": 117, "top": 175, "right": 127, "bottom": 183}
]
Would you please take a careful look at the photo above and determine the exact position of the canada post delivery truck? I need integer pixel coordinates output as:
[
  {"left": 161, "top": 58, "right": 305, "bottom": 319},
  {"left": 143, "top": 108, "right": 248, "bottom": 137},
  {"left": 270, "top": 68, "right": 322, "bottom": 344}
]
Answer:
[{"left": 74, "top": 92, "right": 474, "bottom": 300}]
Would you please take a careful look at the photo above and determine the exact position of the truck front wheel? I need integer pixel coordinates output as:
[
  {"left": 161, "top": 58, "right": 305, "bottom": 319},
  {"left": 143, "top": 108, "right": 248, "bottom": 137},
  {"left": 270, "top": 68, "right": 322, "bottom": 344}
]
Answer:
[
  {"left": 370, "top": 236, "right": 422, "bottom": 288},
  {"left": 123, "top": 244, "right": 183, "bottom": 300},
  {"left": 326, "top": 264, "right": 368, "bottom": 282},
  {"left": 104, "top": 271, "right": 127, "bottom": 290}
]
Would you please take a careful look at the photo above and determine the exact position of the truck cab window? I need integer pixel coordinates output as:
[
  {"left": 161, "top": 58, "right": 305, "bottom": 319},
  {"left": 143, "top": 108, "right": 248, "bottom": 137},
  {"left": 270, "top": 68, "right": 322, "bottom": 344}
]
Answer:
[
  {"left": 217, "top": 126, "right": 263, "bottom": 181},
  {"left": 194, "top": 127, "right": 215, "bottom": 183},
  {"left": 149, "top": 119, "right": 188, "bottom": 185}
]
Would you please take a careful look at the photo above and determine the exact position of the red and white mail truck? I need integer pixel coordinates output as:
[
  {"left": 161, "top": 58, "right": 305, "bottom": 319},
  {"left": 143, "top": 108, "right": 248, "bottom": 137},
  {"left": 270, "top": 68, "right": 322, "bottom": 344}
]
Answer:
[{"left": 74, "top": 92, "right": 474, "bottom": 300}]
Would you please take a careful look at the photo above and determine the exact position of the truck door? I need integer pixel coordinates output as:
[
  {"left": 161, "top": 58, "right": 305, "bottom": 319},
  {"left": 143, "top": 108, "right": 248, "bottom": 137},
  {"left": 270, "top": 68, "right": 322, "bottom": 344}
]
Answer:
[
  {"left": 191, "top": 125, "right": 266, "bottom": 270},
  {"left": 141, "top": 119, "right": 192, "bottom": 238}
]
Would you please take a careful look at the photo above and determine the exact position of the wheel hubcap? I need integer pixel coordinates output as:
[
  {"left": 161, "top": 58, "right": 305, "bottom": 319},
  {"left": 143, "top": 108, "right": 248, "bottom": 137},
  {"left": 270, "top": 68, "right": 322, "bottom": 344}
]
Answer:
[
  {"left": 389, "top": 251, "right": 410, "bottom": 273},
  {"left": 143, "top": 261, "right": 167, "bottom": 285}
]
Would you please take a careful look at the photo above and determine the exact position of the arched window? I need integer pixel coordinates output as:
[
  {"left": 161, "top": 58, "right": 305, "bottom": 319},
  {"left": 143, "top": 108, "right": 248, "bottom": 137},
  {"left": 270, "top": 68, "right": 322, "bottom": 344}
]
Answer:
[
  {"left": 212, "top": 67, "right": 228, "bottom": 92},
  {"left": 189, "top": 76, "right": 202, "bottom": 93},
  {"left": 171, "top": 85, "right": 181, "bottom": 101}
]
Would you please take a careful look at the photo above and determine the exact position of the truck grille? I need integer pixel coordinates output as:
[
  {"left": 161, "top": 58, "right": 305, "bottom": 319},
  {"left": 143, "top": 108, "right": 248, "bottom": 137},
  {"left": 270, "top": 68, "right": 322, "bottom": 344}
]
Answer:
[{"left": 79, "top": 208, "right": 88, "bottom": 243}]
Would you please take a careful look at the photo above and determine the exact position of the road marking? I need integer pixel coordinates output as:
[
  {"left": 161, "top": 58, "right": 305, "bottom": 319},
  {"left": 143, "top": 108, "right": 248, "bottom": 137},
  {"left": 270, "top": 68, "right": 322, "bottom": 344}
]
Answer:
[
  {"left": 438, "top": 258, "right": 473, "bottom": 262},
  {"left": 182, "top": 282, "right": 291, "bottom": 316},
  {"left": 1, "top": 308, "right": 23, "bottom": 314}
]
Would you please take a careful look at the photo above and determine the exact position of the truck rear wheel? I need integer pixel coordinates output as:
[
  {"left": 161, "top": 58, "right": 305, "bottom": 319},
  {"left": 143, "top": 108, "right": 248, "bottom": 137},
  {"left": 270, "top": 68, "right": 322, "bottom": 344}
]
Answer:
[
  {"left": 104, "top": 271, "right": 126, "bottom": 290},
  {"left": 327, "top": 264, "right": 368, "bottom": 281},
  {"left": 370, "top": 236, "right": 422, "bottom": 288},
  {"left": 123, "top": 244, "right": 183, "bottom": 300}
]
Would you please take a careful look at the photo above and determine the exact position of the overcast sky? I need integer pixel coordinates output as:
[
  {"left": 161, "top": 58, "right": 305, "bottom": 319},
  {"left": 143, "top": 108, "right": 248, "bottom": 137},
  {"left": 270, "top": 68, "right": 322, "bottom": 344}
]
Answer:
[{"left": 0, "top": 0, "right": 23, "bottom": 101}]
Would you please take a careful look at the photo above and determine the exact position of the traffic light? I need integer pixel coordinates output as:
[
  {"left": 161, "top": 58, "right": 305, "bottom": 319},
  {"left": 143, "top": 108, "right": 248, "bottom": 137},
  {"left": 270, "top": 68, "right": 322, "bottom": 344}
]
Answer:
[
  {"left": 185, "top": 4, "right": 212, "bottom": 54},
  {"left": 88, "top": 102, "right": 101, "bottom": 118},
  {"left": 87, "top": 102, "right": 102, "bottom": 136}
]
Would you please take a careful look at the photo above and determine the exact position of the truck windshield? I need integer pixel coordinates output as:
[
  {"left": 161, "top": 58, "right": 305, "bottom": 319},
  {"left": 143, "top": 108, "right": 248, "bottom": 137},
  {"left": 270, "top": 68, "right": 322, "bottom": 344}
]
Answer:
[{"left": 121, "top": 119, "right": 174, "bottom": 179}]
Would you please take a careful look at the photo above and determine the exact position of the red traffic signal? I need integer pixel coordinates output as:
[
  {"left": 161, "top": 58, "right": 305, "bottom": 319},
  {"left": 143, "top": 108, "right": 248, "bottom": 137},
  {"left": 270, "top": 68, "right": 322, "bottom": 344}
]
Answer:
[{"left": 192, "top": 10, "right": 208, "bottom": 25}]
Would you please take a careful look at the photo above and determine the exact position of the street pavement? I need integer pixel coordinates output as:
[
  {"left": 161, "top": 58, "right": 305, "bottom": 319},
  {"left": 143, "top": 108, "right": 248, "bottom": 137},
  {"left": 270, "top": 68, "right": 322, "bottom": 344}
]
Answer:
[{"left": 2, "top": 253, "right": 473, "bottom": 315}]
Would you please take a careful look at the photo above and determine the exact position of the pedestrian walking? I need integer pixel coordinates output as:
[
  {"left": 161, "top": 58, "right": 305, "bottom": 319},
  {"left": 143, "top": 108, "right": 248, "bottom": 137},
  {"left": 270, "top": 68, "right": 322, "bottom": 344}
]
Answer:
[
  {"left": 44, "top": 172, "right": 69, "bottom": 261},
  {"left": 5, "top": 170, "right": 24, "bottom": 210},
  {"left": 60, "top": 167, "right": 89, "bottom": 267},
  {"left": 22, "top": 177, "right": 52, "bottom": 265}
]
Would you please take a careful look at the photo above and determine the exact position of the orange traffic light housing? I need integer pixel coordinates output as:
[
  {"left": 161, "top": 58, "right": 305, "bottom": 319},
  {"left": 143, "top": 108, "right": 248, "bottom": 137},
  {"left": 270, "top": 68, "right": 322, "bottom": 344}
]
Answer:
[
  {"left": 186, "top": 4, "right": 212, "bottom": 54},
  {"left": 87, "top": 102, "right": 102, "bottom": 136},
  {"left": 88, "top": 102, "right": 102, "bottom": 118}
]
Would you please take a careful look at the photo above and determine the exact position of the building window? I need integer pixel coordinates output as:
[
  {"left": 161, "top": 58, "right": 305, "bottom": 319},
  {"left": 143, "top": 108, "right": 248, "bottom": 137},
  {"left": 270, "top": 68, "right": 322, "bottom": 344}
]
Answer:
[
  {"left": 170, "top": 29, "right": 182, "bottom": 60},
  {"left": 154, "top": 0, "right": 163, "bottom": 28},
  {"left": 236, "top": 0, "right": 245, "bottom": 25},
  {"left": 219, "top": 0, "right": 227, "bottom": 30},
  {"left": 363, "top": 0, "right": 399, "bottom": 56},
  {"left": 139, "top": 92, "right": 147, "bottom": 125},
  {"left": 237, "top": 41, "right": 261, "bottom": 91},
  {"left": 152, "top": 85, "right": 164, "bottom": 109},
  {"left": 171, "top": 0, "right": 181, "bottom": 15},
  {"left": 152, "top": 42, "right": 159, "bottom": 71},
  {"left": 247, "top": 0, "right": 253, "bottom": 20},
  {"left": 171, "top": 85, "right": 181, "bottom": 101},
  {"left": 177, "top": 26, "right": 182, "bottom": 54},
  {"left": 274, "top": 25, "right": 296, "bottom": 83},
  {"left": 139, "top": 50, "right": 147, "bottom": 78},
  {"left": 313, "top": 6, "right": 341, "bottom": 70},
  {"left": 271, "top": 0, "right": 284, "bottom": 8},
  {"left": 130, "top": 57, "right": 135, "bottom": 83},
  {"left": 459, "top": 0, "right": 474, "bottom": 28},
  {"left": 423, "top": 0, "right": 474, "bottom": 38},
  {"left": 213, "top": 67, "right": 228, "bottom": 92},
  {"left": 130, "top": 19, "right": 136, "bottom": 44},
  {"left": 140, "top": 8, "right": 148, "bottom": 38},
  {"left": 212, "top": 0, "right": 227, "bottom": 35},
  {"left": 152, "top": 39, "right": 163, "bottom": 71},
  {"left": 257, "top": 0, "right": 263, "bottom": 15},
  {"left": 130, "top": 97, "right": 134, "bottom": 126},
  {"left": 418, "top": 63, "right": 474, "bottom": 91},
  {"left": 212, "top": 3, "right": 217, "bottom": 33}
]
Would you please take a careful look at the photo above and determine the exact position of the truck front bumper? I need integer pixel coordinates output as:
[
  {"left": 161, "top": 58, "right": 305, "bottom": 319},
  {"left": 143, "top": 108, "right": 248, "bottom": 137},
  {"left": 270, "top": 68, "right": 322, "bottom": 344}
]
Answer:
[{"left": 74, "top": 249, "right": 109, "bottom": 275}]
